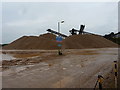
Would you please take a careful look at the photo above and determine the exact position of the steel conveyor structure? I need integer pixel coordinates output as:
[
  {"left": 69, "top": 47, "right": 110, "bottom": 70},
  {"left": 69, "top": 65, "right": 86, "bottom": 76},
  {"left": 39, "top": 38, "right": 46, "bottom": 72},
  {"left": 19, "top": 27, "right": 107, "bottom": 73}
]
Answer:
[{"left": 47, "top": 29, "right": 68, "bottom": 38}]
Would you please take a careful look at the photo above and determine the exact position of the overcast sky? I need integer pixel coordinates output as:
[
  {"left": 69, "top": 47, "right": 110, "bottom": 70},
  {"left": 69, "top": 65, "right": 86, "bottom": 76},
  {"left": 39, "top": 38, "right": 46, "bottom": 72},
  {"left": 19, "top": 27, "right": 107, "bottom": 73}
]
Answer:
[{"left": 2, "top": 2, "right": 118, "bottom": 44}]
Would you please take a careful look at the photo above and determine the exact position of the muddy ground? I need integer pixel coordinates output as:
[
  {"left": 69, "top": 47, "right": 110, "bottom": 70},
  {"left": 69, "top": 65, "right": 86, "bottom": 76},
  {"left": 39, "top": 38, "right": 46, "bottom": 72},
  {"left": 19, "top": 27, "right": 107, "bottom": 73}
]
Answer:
[{"left": 1, "top": 48, "right": 118, "bottom": 88}]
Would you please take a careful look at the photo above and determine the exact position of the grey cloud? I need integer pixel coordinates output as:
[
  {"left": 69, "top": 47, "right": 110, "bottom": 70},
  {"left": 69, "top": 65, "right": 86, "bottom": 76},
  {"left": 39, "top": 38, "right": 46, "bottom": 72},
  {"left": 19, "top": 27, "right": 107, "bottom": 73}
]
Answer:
[{"left": 2, "top": 2, "right": 118, "bottom": 44}]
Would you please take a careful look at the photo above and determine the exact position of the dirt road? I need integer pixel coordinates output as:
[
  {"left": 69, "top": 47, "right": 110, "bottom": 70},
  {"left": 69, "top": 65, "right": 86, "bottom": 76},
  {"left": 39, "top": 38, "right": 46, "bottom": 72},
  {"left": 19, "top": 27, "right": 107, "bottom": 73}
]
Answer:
[{"left": 2, "top": 48, "right": 118, "bottom": 88}]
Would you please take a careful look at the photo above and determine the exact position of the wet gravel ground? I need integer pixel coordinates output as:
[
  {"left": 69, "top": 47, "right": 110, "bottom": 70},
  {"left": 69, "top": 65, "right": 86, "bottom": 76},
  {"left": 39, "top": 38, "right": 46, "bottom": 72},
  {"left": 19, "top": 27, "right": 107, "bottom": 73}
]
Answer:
[{"left": 2, "top": 48, "right": 118, "bottom": 88}]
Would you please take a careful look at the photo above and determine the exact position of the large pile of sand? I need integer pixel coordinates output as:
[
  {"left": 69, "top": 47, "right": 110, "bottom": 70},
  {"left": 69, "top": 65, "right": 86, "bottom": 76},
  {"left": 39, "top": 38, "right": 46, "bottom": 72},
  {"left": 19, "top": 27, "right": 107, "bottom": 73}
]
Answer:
[
  {"left": 3, "top": 33, "right": 118, "bottom": 50},
  {"left": 39, "top": 33, "right": 56, "bottom": 40},
  {"left": 3, "top": 33, "right": 58, "bottom": 50},
  {"left": 62, "top": 34, "right": 118, "bottom": 49}
]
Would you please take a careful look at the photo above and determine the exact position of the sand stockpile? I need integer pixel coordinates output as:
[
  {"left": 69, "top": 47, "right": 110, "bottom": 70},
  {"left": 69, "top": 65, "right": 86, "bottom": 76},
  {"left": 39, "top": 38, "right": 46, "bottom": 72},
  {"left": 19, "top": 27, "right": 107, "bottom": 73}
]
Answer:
[
  {"left": 3, "top": 33, "right": 118, "bottom": 50},
  {"left": 3, "top": 33, "right": 58, "bottom": 50},
  {"left": 39, "top": 33, "right": 56, "bottom": 40},
  {"left": 63, "top": 34, "right": 118, "bottom": 49}
]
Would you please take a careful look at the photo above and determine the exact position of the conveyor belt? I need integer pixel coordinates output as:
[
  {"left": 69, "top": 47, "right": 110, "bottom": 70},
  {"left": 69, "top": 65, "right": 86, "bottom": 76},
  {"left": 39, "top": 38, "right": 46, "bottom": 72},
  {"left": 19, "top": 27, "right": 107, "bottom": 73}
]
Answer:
[{"left": 47, "top": 29, "right": 68, "bottom": 37}]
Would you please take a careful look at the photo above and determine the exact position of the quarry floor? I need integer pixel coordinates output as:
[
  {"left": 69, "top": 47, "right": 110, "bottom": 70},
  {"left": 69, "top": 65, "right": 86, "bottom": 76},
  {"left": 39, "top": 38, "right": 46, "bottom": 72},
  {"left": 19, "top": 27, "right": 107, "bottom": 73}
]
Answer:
[{"left": 1, "top": 48, "right": 118, "bottom": 88}]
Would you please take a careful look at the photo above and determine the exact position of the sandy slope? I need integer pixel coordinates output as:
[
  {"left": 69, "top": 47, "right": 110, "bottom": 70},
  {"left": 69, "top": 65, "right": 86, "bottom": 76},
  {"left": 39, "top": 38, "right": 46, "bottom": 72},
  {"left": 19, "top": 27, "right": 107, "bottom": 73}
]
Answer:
[{"left": 3, "top": 33, "right": 118, "bottom": 50}]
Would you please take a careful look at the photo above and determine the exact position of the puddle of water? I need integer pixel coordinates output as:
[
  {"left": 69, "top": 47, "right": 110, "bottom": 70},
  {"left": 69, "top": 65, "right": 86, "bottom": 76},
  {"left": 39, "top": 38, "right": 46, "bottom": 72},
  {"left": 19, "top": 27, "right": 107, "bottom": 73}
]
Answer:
[{"left": 0, "top": 54, "right": 15, "bottom": 61}]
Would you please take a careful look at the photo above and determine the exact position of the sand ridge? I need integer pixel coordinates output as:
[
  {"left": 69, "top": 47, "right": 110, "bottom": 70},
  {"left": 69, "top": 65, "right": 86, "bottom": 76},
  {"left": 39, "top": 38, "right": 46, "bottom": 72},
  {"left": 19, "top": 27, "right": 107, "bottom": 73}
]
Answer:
[{"left": 3, "top": 33, "right": 118, "bottom": 50}]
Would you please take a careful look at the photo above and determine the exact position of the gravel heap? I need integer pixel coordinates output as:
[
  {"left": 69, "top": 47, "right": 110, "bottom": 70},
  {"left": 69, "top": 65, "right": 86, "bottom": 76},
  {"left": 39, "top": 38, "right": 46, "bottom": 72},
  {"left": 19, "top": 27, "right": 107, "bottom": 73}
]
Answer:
[{"left": 3, "top": 33, "right": 118, "bottom": 50}]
